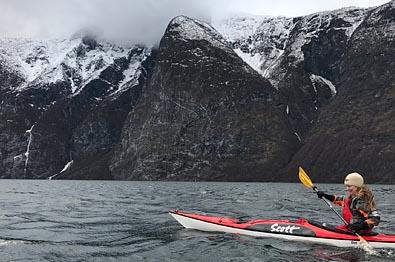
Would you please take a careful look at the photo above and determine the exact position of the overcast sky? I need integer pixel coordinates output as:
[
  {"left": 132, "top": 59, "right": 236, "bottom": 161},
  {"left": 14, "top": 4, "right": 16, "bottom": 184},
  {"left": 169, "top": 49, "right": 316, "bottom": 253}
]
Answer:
[{"left": 0, "top": 0, "right": 390, "bottom": 45}]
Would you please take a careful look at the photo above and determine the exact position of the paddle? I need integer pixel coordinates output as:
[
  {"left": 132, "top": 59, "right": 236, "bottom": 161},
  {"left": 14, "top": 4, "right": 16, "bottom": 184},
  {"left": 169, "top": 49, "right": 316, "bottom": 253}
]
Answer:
[{"left": 298, "top": 166, "right": 376, "bottom": 254}]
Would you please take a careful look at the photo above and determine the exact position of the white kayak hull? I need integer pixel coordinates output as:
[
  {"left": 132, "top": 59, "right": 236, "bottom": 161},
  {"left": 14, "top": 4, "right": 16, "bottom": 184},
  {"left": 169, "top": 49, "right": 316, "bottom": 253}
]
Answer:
[{"left": 170, "top": 212, "right": 395, "bottom": 249}]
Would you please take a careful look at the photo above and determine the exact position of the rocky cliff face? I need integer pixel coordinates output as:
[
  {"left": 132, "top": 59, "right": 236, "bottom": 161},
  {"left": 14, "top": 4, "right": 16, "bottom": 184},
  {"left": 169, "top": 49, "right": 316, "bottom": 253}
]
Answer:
[
  {"left": 213, "top": 8, "right": 367, "bottom": 138},
  {"left": 1, "top": 2, "right": 394, "bottom": 182},
  {"left": 284, "top": 1, "right": 395, "bottom": 183},
  {"left": 109, "top": 16, "right": 300, "bottom": 181},
  {"left": 0, "top": 37, "right": 153, "bottom": 179}
]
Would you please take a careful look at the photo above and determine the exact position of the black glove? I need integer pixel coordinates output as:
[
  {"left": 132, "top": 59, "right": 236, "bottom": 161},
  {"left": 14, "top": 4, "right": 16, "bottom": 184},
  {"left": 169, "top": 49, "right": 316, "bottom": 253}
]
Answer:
[
  {"left": 316, "top": 191, "right": 325, "bottom": 199},
  {"left": 316, "top": 191, "right": 335, "bottom": 201},
  {"left": 347, "top": 221, "right": 370, "bottom": 232}
]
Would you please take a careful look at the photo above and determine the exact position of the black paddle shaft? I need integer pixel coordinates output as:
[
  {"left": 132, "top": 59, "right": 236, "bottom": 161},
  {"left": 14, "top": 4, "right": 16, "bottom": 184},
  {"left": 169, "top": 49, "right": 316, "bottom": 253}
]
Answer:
[{"left": 312, "top": 186, "right": 349, "bottom": 225}]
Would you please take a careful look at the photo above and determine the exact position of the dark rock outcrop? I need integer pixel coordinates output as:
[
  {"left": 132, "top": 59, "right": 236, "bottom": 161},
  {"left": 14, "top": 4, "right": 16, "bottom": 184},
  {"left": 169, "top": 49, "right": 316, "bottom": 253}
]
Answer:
[
  {"left": 271, "top": 8, "right": 367, "bottom": 138},
  {"left": 109, "top": 16, "right": 300, "bottom": 181},
  {"left": 0, "top": 82, "right": 70, "bottom": 178},
  {"left": 0, "top": 39, "right": 152, "bottom": 179},
  {"left": 284, "top": 2, "right": 395, "bottom": 183},
  {"left": 25, "top": 51, "right": 155, "bottom": 179}
]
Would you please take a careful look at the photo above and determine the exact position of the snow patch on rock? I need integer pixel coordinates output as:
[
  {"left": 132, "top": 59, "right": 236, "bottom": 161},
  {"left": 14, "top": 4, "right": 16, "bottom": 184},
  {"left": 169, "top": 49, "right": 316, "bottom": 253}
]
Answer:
[
  {"left": 170, "top": 16, "right": 228, "bottom": 49},
  {"left": 310, "top": 74, "right": 337, "bottom": 96}
]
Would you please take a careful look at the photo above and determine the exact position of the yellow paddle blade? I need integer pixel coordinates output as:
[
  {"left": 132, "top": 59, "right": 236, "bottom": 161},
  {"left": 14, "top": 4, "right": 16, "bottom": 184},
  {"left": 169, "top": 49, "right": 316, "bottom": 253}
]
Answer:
[{"left": 298, "top": 166, "right": 314, "bottom": 189}]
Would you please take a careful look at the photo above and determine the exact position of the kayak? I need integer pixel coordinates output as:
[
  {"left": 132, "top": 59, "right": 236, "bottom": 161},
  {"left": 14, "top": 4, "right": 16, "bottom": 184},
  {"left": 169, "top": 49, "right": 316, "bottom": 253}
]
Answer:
[{"left": 169, "top": 210, "right": 395, "bottom": 249}]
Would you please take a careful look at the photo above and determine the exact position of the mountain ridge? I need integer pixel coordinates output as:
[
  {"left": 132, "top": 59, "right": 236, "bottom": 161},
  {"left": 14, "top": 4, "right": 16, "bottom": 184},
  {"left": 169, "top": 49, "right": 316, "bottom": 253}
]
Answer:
[{"left": 1, "top": 2, "right": 394, "bottom": 182}]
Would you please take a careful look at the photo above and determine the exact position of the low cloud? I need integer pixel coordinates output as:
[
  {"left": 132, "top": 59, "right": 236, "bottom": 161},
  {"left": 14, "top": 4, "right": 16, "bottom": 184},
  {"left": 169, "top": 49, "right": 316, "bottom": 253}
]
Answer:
[
  {"left": 0, "top": 0, "right": 213, "bottom": 46},
  {"left": 0, "top": 0, "right": 389, "bottom": 46}
]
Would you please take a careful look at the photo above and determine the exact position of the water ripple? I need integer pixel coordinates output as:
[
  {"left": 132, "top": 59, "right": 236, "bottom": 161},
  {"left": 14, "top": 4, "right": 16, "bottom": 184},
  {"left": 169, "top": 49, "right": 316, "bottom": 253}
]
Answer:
[{"left": 0, "top": 181, "right": 394, "bottom": 261}]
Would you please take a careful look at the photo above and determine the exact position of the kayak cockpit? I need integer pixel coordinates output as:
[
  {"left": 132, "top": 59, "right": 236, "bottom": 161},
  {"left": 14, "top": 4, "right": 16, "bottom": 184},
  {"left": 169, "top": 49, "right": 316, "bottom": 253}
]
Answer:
[{"left": 307, "top": 220, "right": 379, "bottom": 236}]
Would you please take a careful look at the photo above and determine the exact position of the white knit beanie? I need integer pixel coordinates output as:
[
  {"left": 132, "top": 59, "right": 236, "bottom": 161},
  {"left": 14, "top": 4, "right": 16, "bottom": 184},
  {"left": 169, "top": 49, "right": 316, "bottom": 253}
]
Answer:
[{"left": 344, "top": 172, "right": 364, "bottom": 187}]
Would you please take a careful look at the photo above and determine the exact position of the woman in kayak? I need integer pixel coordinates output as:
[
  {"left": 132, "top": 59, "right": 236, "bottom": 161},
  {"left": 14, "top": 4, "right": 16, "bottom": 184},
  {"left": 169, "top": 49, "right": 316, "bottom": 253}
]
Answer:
[{"left": 316, "top": 172, "right": 380, "bottom": 233}]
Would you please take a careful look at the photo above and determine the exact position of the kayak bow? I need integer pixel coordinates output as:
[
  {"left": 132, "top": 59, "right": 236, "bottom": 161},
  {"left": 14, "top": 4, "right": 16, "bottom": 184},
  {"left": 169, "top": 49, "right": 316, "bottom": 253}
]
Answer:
[{"left": 169, "top": 210, "right": 395, "bottom": 249}]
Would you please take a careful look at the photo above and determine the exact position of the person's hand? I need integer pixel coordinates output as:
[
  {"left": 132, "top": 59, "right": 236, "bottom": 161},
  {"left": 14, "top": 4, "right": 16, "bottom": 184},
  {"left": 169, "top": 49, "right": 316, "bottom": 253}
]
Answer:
[
  {"left": 347, "top": 222, "right": 369, "bottom": 232},
  {"left": 316, "top": 191, "right": 325, "bottom": 199}
]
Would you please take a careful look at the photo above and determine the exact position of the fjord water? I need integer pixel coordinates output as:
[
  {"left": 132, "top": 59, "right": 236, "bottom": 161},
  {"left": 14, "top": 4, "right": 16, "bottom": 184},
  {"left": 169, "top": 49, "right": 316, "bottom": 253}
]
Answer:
[{"left": 0, "top": 181, "right": 394, "bottom": 261}]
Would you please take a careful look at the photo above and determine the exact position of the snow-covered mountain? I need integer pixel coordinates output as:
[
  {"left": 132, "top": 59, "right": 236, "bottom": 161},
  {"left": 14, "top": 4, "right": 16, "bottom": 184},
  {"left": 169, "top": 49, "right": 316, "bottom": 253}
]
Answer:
[
  {"left": 212, "top": 7, "right": 370, "bottom": 138},
  {"left": 212, "top": 14, "right": 293, "bottom": 77},
  {"left": 1, "top": 1, "right": 394, "bottom": 182},
  {"left": 212, "top": 7, "right": 367, "bottom": 87},
  {"left": 0, "top": 34, "right": 154, "bottom": 179},
  {"left": 0, "top": 36, "right": 150, "bottom": 94}
]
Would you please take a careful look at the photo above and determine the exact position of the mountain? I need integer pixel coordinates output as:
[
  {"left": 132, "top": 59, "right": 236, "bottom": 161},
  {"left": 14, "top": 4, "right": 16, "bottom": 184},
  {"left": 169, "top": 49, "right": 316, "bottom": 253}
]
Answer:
[
  {"left": 0, "top": 1, "right": 394, "bottom": 182},
  {"left": 212, "top": 7, "right": 367, "bottom": 137},
  {"left": 109, "top": 16, "right": 299, "bottom": 181},
  {"left": 283, "top": 1, "right": 395, "bottom": 183},
  {"left": 212, "top": 2, "right": 394, "bottom": 183},
  {"left": 0, "top": 36, "right": 154, "bottom": 179}
]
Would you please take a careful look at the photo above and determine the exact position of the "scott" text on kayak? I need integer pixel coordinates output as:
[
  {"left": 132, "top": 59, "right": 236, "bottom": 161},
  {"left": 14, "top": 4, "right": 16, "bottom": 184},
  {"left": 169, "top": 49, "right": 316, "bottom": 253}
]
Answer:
[{"left": 270, "top": 224, "right": 301, "bottom": 234}]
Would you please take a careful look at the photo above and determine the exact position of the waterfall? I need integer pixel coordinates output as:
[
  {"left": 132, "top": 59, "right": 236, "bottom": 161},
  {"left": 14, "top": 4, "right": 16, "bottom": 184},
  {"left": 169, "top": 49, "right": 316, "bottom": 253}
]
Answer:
[{"left": 24, "top": 124, "right": 35, "bottom": 175}]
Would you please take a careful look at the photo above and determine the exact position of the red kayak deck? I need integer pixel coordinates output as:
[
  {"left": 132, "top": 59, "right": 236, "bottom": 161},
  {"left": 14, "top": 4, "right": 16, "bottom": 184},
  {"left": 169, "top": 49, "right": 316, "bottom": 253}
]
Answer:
[{"left": 170, "top": 210, "right": 395, "bottom": 243}]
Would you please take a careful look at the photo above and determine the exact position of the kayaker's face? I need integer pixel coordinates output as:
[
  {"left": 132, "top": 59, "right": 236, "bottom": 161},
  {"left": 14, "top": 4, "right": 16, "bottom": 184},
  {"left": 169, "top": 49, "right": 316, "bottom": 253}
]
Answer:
[{"left": 346, "top": 185, "right": 358, "bottom": 197}]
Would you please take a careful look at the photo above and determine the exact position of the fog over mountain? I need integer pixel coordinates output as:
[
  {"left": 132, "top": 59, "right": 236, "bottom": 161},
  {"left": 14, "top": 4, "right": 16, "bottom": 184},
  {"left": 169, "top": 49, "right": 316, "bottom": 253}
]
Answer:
[
  {"left": 0, "top": 0, "right": 389, "bottom": 46},
  {"left": 0, "top": 0, "right": 212, "bottom": 45}
]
